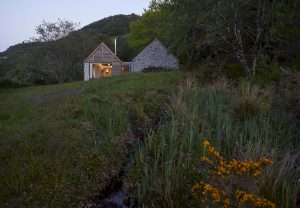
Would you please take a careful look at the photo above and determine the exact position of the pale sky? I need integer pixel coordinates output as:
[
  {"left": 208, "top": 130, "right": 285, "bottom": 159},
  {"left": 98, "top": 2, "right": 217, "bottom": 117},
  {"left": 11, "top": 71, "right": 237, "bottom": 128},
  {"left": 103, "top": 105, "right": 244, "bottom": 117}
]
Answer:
[{"left": 0, "top": 0, "right": 150, "bottom": 52}]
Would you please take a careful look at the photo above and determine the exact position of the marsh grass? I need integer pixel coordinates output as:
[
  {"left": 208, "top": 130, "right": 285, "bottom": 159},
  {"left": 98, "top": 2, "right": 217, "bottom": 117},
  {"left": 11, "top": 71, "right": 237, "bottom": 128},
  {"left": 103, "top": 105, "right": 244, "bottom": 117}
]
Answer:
[
  {"left": 128, "top": 77, "right": 300, "bottom": 207},
  {"left": 229, "top": 82, "right": 272, "bottom": 120}
]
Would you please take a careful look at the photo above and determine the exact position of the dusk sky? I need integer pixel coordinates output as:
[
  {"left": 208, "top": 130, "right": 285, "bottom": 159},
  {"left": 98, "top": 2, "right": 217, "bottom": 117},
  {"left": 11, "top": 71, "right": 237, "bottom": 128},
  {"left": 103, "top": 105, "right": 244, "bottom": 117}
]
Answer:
[{"left": 0, "top": 0, "right": 150, "bottom": 52}]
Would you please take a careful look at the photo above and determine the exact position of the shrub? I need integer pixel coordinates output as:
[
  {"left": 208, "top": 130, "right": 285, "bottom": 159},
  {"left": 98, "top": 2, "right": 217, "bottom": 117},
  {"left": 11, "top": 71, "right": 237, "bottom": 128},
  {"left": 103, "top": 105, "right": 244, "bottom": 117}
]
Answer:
[
  {"left": 223, "top": 63, "right": 244, "bottom": 79},
  {"left": 254, "top": 65, "right": 281, "bottom": 85},
  {"left": 142, "top": 67, "right": 177, "bottom": 73},
  {"left": 192, "top": 140, "right": 276, "bottom": 208},
  {"left": 0, "top": 79, "right": 31, "bottom": 89}
]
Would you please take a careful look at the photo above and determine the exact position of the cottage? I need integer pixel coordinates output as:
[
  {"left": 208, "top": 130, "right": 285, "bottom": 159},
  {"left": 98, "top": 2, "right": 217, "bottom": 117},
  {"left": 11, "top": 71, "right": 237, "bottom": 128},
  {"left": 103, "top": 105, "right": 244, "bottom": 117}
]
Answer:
[
  {"left": 83, "top": 39, "right": 179, "bottom": 80},
  {"left": 132, "top": 39, "right": 179, "bottom": 72},
  {"left": 83, "top": 42, "right": 124, "bottom": 81}
]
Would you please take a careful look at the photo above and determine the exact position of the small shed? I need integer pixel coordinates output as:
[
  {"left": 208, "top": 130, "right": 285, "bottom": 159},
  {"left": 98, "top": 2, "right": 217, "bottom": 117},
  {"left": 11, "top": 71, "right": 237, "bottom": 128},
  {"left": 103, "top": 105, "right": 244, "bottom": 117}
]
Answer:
[
  {"left": 132, "top": 39, "right": 179, "bottom": 72},
  {"left": 84, "top": 42, "right": 123, "bottom": 80}
]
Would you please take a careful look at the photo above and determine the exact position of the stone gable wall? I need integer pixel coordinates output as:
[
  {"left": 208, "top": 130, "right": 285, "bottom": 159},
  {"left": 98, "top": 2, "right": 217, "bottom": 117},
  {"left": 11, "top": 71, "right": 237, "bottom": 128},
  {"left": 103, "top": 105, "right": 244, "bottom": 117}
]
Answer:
[{"left": 132, "top": 40, "right": 179, "bottom": 72}]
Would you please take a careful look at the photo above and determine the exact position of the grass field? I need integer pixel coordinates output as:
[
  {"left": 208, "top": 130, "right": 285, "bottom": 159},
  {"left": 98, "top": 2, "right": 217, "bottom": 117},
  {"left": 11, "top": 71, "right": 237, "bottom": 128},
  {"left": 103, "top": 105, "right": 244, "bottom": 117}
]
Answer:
[
  {"left": 0, "top": 71, "right": 299, "bottom": 207},
  {"left": 0, "top": 72, "right": 185, "bottom": 207}
]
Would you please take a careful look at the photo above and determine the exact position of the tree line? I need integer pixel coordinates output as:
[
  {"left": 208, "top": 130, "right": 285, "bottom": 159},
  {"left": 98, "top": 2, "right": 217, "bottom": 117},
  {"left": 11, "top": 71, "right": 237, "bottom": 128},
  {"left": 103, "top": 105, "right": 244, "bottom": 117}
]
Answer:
[
  {"left": 129, "top": 0, "right": 300, "bottom": 78},
  {"left": 0, "top": 2, "right": 299, "bottom": 83}
]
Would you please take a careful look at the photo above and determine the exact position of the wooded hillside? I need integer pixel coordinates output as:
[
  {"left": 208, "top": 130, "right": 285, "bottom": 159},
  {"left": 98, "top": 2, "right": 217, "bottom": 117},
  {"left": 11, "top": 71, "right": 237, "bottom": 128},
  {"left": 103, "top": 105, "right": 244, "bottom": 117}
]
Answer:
[
  {"left": 0, "top": 1, "right": 299, "bottom": 84},
  {"left": 0, "top": 14, "right": 139, "bottom": 84}
]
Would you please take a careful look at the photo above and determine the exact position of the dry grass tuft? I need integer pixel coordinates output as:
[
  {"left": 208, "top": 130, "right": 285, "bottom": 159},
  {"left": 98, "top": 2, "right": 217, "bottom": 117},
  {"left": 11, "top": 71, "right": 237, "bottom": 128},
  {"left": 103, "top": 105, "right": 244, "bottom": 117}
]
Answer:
[{"left": 228, "top": 82, "right": 272, "bottom": 119}]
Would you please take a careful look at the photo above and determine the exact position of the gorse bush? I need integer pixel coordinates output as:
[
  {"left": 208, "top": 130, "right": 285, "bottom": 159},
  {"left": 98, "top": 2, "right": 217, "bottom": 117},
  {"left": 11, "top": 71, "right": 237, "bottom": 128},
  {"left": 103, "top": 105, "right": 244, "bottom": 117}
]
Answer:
[{"left": 192, "top": 140, "right": 276, "bottom": 208}]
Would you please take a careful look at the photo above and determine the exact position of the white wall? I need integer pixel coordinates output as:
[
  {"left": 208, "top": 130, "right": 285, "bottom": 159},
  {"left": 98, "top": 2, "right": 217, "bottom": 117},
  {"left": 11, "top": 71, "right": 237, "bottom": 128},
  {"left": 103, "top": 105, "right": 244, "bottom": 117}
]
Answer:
[{"left": 84, "top": 63, "right": 90, "bottom": 81}]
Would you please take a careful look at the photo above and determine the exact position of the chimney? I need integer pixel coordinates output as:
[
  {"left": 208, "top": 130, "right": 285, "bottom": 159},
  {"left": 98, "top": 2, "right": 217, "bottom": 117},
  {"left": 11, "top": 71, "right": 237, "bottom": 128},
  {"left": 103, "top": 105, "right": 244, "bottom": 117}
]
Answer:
[{"left": 114, "top": 38, "right": 117, "bottom": 55}]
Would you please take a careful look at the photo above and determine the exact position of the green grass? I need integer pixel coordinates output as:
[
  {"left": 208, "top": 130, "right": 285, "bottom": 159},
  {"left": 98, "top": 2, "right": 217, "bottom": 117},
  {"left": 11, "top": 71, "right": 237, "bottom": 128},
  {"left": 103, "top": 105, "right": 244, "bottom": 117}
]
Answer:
[
  {"left": 1, "top": 70, "right": 299, "bottom": 207},
  {"left": 0, "top": 71, "right": 185, "bottom": 207},
  {"left": 127, "top": 78, "right": 300, "bottom": 207}
]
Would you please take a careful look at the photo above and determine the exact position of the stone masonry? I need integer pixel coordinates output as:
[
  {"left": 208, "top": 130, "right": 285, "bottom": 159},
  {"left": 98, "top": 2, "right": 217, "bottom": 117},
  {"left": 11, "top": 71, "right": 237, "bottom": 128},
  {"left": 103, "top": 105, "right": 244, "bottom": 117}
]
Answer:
[{"left": 132, "top": 39, "right": 179, "bottom": 72}]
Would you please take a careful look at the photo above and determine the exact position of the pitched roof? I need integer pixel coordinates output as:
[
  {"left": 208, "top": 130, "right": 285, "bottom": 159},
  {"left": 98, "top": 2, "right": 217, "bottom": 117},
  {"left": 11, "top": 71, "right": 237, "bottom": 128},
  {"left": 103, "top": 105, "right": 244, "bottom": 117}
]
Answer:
[{"left": 84, "top": 42, "right": 122, "bottom": 63}]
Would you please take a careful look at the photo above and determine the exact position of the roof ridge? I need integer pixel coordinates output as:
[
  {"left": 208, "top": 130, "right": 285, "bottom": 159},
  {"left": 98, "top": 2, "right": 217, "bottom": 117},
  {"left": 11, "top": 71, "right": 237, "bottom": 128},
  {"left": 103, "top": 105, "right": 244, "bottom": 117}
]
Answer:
[{"left": 84, "top": 42, "right": 122, "bottom": 63}]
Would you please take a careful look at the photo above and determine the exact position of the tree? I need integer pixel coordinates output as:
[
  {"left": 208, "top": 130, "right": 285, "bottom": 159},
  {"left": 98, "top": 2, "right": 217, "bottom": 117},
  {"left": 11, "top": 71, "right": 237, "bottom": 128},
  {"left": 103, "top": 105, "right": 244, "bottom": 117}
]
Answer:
[
  {"left": 30, "top": 19, "right": 80, "bottom": 83},
  {"left": 204, "top": 0, "right": 276, "bottom": 78},
  {"left": 128, "top": 9, "right": 166, "bottom": 51},
  {"left": 136, "top": 0, "right": 300, "bottom": 77},
  {"left": 3, "top": 14, "right": 137, "bottom": 84},
  {"left": 31, "top": 19, "right": 79, "bottom": 42},
  {"left": 157, "top": 0, "right": 208, "bottom": 70},
  {"left": 132, "top": 0, "right": 212, "bottom": 70}
]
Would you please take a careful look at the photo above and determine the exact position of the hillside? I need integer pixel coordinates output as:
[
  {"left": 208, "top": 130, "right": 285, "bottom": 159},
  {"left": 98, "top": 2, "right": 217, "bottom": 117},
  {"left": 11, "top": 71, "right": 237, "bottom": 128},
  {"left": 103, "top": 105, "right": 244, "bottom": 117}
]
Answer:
[
  {"left": 0, "top": 70, "right": 299, "bottom": 207},
  {"left": 0, "top": 71, "right": 185, "bottom": 207},
  {"left": 80, "top": 13, "right": 139, "bottom": 36},
  {"left": 0, "top": 14, "right": 140, "bottom": 84}
]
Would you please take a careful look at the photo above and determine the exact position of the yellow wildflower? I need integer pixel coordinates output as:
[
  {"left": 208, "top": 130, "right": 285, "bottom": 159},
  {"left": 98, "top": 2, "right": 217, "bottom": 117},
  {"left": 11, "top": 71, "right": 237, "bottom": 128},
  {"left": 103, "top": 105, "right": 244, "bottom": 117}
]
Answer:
[
  {"left": 261, "top": 157, "right": 272, "bottom": 164},
  {"left": 224, "top": 198, "right": 231, "bottom": 207}
]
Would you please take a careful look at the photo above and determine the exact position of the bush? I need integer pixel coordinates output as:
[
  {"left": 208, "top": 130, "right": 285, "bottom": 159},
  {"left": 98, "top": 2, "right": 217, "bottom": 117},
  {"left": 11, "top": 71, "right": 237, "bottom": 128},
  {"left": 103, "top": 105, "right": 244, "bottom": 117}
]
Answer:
[
  {"left": 254, "top": 65, "right": 281, "bottom": 85},
  {"left": 223, "top": 64, "right": 244, "bottom": 79},
  {"left": 0, "top": 79, "right": 31, "bottom": 89},
  {"left": 142, "top": 67, "right": 177, "bottom": 73},
  {"left": 192, "top": 140, "right": 276, "bottom": 208}
]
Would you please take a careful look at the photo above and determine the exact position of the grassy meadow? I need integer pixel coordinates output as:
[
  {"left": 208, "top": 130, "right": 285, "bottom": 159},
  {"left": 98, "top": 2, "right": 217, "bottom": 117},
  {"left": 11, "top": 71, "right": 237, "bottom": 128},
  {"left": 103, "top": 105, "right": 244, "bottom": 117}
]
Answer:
[
  {"left": 0, "top": 70, "right": 299, "bottom": 207},
  {"left": 0, "top": 72, "right": 184, "bottom": 207}
]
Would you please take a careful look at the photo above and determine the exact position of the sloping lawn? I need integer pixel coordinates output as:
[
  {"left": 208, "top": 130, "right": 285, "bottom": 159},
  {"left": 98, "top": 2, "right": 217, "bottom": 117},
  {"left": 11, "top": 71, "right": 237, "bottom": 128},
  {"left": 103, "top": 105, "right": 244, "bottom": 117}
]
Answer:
[{"left": 0, "top": 71, "right": 185, "bottom": 207}]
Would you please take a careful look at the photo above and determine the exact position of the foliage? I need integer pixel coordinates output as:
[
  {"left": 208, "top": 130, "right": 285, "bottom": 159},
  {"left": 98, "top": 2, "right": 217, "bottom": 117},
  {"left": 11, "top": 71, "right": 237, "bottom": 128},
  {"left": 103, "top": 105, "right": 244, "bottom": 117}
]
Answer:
[
  {"left": 30, "top": 19, "right": 79, "bottom": 42},
  {"left": 127, "top": 76, "right": 299, "bottom": 207},
  {"left": 115, "top": 34, "right": 136, "bottom": 61},
  {"left": 253, "top": 65, "right": 281, "bottom": 85},
  {"left": 1, "top": 14, "right": 139, "bottom": 84},
  {"left": 192, "top": 140, "right": 275, "bottom": 208},
  {"left": 142, "top": 66, "right": 178, "bottom": 72},
  {"left": 81, "top": 14, "right": 140, "bottom": 37},
  {"left": 128, "top": 10, "right": 166, "bottom": 51},
  {"left": 0, "top": 58, "right": 8, "bottom": 77},
  {"left": 130, "top": 0, "right": 300, "bottom": 75},
  {"left": 222, "top": 64, "right": 244, "bottom": 79},
  {"left": 0, "top": 79, "right": 31, "bottom": 89}
]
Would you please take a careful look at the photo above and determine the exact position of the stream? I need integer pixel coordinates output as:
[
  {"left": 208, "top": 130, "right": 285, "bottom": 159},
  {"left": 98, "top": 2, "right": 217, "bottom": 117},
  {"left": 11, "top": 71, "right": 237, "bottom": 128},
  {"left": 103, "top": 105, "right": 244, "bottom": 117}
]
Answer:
[
  {"left": 86, "top": 106, "right": 166, "bottom": 208},
  {"left": 88, "top": 143, "right": 133, "bottom": 208}
]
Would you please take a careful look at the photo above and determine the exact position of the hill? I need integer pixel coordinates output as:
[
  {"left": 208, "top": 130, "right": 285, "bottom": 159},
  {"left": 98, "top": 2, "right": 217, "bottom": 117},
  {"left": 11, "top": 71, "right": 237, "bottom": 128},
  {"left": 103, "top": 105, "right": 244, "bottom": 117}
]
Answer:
[
  {"left": 80, "top": 13, "right": 139, "bottom": 36},
  {"left": 0, "top": 14, "right": 140, "bottom": 84}
]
